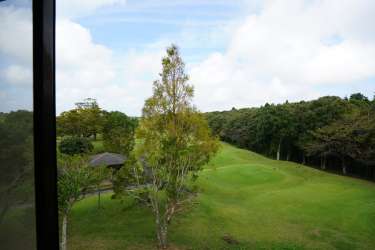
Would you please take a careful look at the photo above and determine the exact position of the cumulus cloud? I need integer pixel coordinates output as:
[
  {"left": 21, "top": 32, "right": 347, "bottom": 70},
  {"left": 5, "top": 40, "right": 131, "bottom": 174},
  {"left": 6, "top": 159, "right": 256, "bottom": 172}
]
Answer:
[
  {"left": 1, "top": 0, "right": 374, "bottom": 114},
  {"left": 190, "top": 0, "right": 375, "bottom": 111},
  {"left": 0, "top": 6, "right": 32, "bottom": 64},
  {"left": 2, "top": 65, "right": 32, "bottom": 86},
  {"left": 56, "top": 19, "right": 116, "bottom": 111},
  {"left": 0, "top": 2, "right": 129, "bottom": 113},
  {"left": 0, "top": 5, "right": 33, "bottom": 112},
  {"left": 55, "top": 0, "right": 375, "bottom": 114},
  {"left": 55, "top": 19, "right": 164, "bottom": 113}
]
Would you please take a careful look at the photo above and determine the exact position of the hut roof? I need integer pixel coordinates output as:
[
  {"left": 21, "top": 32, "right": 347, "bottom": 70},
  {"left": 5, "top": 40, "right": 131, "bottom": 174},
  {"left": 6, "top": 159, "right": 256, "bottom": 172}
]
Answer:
[{"left": 89, "top": 152, "right": 126, "bottom": 167}]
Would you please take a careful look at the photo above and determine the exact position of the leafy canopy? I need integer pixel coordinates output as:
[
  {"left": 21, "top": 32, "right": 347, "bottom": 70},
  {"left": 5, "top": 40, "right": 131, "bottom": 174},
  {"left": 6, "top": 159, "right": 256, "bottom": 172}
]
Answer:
[{"left": 114, "top": 44, "right": 219, "bottom": 248}]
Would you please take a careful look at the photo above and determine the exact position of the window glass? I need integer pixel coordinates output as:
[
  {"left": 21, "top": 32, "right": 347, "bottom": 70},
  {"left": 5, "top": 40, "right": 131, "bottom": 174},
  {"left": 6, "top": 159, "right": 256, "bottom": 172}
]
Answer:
[
  {"left": 55, "top": 1, "right": 375, "bottom": 249},
  {"left": 0, "top": 0, "right": 36, "bottom": 249}
]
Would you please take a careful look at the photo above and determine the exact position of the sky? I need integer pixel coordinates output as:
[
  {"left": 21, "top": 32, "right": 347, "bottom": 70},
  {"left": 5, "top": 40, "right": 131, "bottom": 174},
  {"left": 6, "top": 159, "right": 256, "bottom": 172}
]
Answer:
[{"left": 0, "top": 0, "right": 374, "bottom": 116}]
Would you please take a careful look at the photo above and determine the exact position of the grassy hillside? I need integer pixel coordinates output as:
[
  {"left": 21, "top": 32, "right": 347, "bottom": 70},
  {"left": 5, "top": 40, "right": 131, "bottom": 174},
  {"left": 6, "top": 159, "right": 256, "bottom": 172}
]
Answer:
[{"left": 69, "top": 143, "right": 375, "bottom": 250}]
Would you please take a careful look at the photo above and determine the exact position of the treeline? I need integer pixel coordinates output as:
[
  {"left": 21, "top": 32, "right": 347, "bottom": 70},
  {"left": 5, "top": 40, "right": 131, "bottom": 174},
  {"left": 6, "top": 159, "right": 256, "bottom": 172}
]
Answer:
[
  {"left": 0, "top": 110, "right": 34, "bottom": 230},
  {"left": 57, "top": 98, "right": 138, "bottom": 155},
  {"left": 206, "top": 93, "right": 375, "bottom": 180}
]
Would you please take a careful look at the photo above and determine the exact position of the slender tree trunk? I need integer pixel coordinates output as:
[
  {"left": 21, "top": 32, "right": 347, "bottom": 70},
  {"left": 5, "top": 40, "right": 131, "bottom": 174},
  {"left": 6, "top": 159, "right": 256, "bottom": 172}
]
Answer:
[
  {"left": 60, "top": 214, "right": 68, "bottom": 250},
  {"left": 151, "top": 191, "right": 169, "bottom": 249},
  {"left": 156, "top": 222, "right": 168, "bottom": 249},
  {"left": 277, "top": 139, "right": 282, "bottom": 161},
  {"left": 342, "top": 158, "right": 347, "bottom": 175},
  {"left": 286, "top": 151, "right": 291, "bottom": 161},
  {"left": 321, "top": 155, "right": 326, "bottom": 170},
  {"left": 154, "top": 206, "right": 168, "bottom": 248},
  {"left": 302, "top": 153, "right": 306, "bottom": 165}
]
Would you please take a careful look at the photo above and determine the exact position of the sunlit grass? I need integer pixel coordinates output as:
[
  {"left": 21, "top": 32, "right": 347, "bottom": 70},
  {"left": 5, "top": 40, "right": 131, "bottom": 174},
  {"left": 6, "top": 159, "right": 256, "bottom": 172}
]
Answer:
[{"left": 69, "top": 143, "right": 375, "bottom": 249}]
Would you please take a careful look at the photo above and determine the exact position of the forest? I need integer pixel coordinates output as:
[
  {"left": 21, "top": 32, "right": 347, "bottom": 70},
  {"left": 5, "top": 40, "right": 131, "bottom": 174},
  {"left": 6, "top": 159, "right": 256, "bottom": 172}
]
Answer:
[{"left": 206, "top": 93, "right": 375, "bottom": 180}]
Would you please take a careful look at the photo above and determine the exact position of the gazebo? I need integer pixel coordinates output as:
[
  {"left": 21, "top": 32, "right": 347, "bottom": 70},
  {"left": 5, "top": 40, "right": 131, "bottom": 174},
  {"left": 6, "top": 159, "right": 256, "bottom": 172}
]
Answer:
[{"left": 89, "top": 152, "right": 126, "bottom": 170}]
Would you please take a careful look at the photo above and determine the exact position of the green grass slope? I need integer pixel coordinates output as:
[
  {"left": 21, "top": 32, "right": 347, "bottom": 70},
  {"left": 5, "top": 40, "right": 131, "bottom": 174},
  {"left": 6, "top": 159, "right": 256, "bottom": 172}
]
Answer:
[{"left": 69, "top": 143, "right": 375, "bottom": 250}]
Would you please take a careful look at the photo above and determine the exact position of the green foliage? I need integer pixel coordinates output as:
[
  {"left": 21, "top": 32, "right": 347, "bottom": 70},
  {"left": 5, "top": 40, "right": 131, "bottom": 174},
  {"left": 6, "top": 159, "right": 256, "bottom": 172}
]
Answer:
[
  {"left": 57, "top": 155, "right": 93, "bottom": 214},
  {"left": 0, "top": 110, "right": 34, "bottom": 224},
  {"left": 57, "top": 154, "right": 98, "bottom": 250},
  {"left": 206, "top": 94, "right": 375, "bottom": 178},
  {"left": 114, "top": 44, "right": 219, "bottom": 248},
  {"left": 306, "top": 111, "right": 375, "bottom": 167},
  {"left": 90, "top": 166, "right": 110, "bottom": 188},
  {"left": 57, "top": 98, "right": 104, "bottom": 138},
  {"left": 59, "top": 136, "right": 93, "bottom": 156},
  {"left": 102, "top": 111, "right": 137, "bottom": 155}
]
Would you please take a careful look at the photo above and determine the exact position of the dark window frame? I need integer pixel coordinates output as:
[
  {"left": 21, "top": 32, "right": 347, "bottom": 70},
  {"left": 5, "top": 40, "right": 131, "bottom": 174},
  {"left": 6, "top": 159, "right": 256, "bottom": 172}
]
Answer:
[{"left": 33, "top": 0, "right": 59, "bottom": 249}]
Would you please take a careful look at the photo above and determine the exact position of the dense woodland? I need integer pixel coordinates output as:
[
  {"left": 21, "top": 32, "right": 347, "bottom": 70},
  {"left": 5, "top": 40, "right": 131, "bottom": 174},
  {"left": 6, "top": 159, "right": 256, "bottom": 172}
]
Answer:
[
  {"left": 206, "top": 93, "right": 375, "bottom": 180},
  {"left": 0, "top": 110, "right": 36, "bottom": 249},
  {"left": 0, "top": 111, "right": 34, "bottom": 222}
]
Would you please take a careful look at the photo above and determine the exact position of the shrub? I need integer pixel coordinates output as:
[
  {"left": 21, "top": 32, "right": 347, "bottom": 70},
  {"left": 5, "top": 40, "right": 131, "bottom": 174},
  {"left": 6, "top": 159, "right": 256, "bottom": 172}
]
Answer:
[{"left": 59, "top": 136, "right": 93, "bottom": 155}]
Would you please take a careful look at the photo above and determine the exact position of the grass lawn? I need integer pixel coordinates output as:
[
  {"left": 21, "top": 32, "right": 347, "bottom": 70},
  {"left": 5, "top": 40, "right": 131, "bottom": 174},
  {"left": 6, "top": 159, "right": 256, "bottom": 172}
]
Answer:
[
  {"left": 69, "top": 143, "right": 375, "bottom": 250},
  {"left": 91, "top": 140, "right": 105, "bottom": 154}
]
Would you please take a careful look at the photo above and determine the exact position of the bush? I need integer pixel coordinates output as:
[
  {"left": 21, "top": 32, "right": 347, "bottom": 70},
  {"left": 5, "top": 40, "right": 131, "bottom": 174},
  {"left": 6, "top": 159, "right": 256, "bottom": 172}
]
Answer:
[{"left": 59, "top": 136, "right": 93, "bottom": 155}]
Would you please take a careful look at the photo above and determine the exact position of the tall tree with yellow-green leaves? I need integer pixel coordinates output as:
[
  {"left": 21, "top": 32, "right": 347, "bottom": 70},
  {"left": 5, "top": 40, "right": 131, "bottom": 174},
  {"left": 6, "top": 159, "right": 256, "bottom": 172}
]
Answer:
[{"left": 114, "top": 45, "right": 219, "bottom": 248}]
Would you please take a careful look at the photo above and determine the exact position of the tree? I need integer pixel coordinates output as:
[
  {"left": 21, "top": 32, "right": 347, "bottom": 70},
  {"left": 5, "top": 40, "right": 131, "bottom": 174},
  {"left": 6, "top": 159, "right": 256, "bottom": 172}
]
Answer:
[
  {"left": 57, "top": 155, "right": 93, "bottom": 250},
  {"left": 57, "top": 98, "right": 104, "bottom": 138},
  {"left": 57, "top": 109, "right": 83, "bottom": 137},
  {"left": 350, "top": 93, "right": 369, "bottom": 103},
  {"left": 304, "top": 113, "right": 367, "bottom": 175},
  {"left": 204, "top": 93, "right": 375, "bottom": 179},
  {"left": 76, "top": 98, "right": 103, "bottom": 139},
  {"left": 0, "top": 111, "right": 34, "bottom": 224},
  {"left": 58, "top": 136, "right": 93, "bottom": 155},
  {"left": 114, "top": 45, "right": 219, "bottom": 248},
  {"left": 102, "top": 111, "right": 137, "bottom": 155}
]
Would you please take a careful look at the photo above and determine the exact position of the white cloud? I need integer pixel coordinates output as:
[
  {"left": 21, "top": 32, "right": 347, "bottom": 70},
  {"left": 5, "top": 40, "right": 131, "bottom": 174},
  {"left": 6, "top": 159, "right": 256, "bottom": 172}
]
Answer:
[
  {"left": 55, "top": 19, "right": 165, "bottom": 114},
  {"left": 2, "top": 0, "right": 375, "bottom": 114},
  {"left": 56, "top": 19, "right": 116, "bottom": 111},
  {"left": 188, "top": 0, "right": 375, "bottom": 111},
  {"left": 2, "top": 65, "right": 32, "bottom": 86},
  {"left": 0, "top": 6, "right": 32, "bottom": 64},
  {"left": 190, "top": 52, "right": 318, "bottom": 111}
]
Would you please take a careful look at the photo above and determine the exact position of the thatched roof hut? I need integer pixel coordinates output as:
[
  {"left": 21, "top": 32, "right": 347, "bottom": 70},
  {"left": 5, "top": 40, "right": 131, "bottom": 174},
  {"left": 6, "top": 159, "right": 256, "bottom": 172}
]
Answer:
[{"left": 89, "top": 152, "right": 126, "bottom": 169}]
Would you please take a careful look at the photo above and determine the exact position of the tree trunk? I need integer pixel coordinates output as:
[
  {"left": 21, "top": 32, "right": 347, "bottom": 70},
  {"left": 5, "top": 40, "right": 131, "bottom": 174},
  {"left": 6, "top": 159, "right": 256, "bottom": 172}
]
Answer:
[
  {"left": 277, "top": 139, "right": 282, "bottom": 161},
  {"left": 60, "top": 214, "right": 68, "bottom": 250},
  {"left": 302, "top": 153, "right": 306, "bottom": 165},
  {"left": 156, "top": 223, "right": 168, "bottom": 249},
  {"left": 154, "top": 209, "right": 168, "bottom": 249},
  {"left": 321, "top": 155, "right": 326, "bottom": 170},
  {"left": 342, "top": 159, "right": 347, "bottom": 175},
  {"left": 342, "top": 165, "right": 347, "bottom": 175}
]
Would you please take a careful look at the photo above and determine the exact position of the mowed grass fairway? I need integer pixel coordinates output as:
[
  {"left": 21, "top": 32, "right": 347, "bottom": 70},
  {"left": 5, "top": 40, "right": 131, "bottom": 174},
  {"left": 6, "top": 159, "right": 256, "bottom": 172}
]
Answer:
[{"left": 69, "top": 143, "right": 375, "bottom": 250}]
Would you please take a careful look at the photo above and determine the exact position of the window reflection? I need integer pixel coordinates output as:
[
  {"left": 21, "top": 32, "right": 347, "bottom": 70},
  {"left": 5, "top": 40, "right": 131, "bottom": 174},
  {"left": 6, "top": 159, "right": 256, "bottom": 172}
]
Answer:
[{"left": 0, "top": 1, "right": 36, "bottom": 249}]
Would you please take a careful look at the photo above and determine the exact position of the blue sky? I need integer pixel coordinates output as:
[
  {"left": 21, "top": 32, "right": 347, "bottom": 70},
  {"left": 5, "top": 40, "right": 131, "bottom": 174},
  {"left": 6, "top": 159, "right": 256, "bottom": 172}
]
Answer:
[
  {"left": 76, "top": 0, "right": 247, "bottom": 62},
  {"left": 1, "top": 0, "right": 374, "bottom": 115}
]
